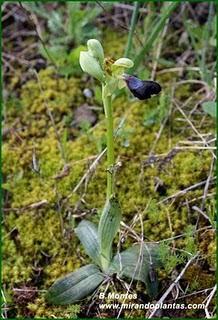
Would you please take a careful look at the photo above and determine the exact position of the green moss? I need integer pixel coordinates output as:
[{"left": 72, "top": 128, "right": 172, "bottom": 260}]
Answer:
[
  {"left": 3, "top": 232, "right": 33, "bottom": 284},
  {"left": 184, "top": 264, "right": 215, "bottom": 290},
  {"left": 27, "top": 297, "right": 80, "bottom": 318},
  {"left": 103, "top": 28, "right": 127, "bottom": 58},
  {"left": 198, "top": 229, "right": 216, "bottom": 268}
]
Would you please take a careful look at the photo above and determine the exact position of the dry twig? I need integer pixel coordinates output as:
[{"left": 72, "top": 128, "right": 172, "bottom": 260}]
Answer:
[
  {"left": 158, "top": 176, "right": 215, "bottom": 204},
  {"left": 204, "top": 285, "right": 216, "bottom": 318},
  {"left": 147, "top": 254, "right": 199, "bottom": 318}
]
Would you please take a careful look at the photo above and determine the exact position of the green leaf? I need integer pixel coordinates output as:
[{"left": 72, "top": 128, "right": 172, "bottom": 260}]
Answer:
[
  {"left": 202, "top": 101, "right": 217, "bottom": 118},
  {"left": 69, "top": 45, "right": 86, "bottom": 64},
  {"left": 98, "top": 197, "right": 121, "bottom": 271},
  {"left": 109, "top": 243, "right": 162, "bottom": 298},
  {"left": 46, "top": 264, "right": 104, "bottom": 305},
  {"left": 75, "top": 220, "right": 101, "bottom": 266}
]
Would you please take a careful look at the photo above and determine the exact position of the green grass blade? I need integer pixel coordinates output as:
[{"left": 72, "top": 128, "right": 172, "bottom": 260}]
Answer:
[
  {"left": 200, "top": 2, "right": 214, "bottom": 84},
  {"left": 124, "top": 2, "right": 140, "bottom": 58},
  {"left": 132, "top": 2, "right": 178, "bottom": 72}
]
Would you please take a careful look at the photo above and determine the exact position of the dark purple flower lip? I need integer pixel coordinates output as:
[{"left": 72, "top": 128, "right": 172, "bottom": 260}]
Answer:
[{"left": 122, "top": 74, "right": 162, "bottom": 100}]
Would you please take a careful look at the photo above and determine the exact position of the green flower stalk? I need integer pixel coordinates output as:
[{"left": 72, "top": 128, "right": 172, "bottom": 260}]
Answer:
[
  {"left": 79, "top": 39, "right": 133, "bottom": 199},
  {"left": 102, "top": 87, "right": 114, "bottom": 199}
]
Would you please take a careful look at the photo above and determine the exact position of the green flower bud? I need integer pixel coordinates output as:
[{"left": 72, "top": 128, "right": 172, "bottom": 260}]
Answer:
[
  {"left": 113, "top": 58, "right": 134, "bottom": 69},
  {"left": 87, "top": 39, "right": 104, "bottom": 67},
  {"left": 79, "top": 51, "right": 105, "bottom": 82}
]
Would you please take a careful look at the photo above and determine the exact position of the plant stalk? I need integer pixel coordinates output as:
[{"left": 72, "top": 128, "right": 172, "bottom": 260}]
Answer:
[{"left": 102, "top": 85, "right": 115, "bottom": 200}]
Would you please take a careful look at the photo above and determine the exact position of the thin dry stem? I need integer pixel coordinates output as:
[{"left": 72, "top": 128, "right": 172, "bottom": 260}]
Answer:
[{"left": 147, "top": 254, "right": 199, "bottom": 318}]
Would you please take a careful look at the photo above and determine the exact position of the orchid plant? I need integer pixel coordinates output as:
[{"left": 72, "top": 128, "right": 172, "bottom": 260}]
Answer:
[{"left": 46, "top": 39, "right": 162, "bottom": 305}]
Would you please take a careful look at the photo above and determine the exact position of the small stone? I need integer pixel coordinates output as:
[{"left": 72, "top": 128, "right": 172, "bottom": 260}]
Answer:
[
  {"left": 83, "top": 88, "right": 93, "bottom": 98},
  {"left": 72, "top": 104, "right": 97, "bottom": 128}
]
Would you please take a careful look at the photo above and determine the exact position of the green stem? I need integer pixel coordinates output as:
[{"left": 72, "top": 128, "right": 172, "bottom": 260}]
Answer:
[{"left": 102, "top": 85, "right": 115, "bottom": 200}]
